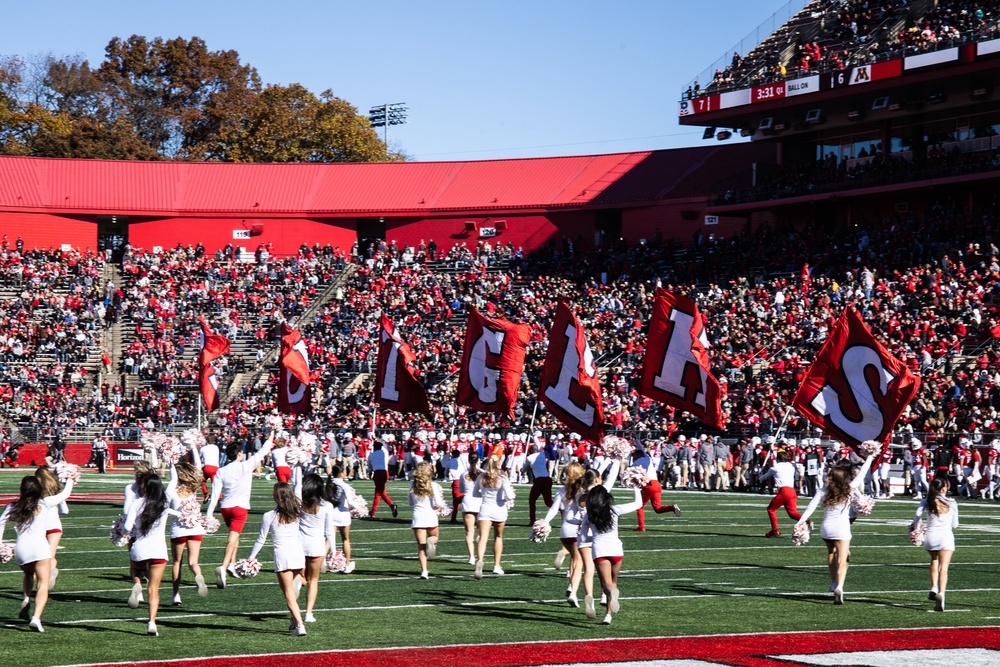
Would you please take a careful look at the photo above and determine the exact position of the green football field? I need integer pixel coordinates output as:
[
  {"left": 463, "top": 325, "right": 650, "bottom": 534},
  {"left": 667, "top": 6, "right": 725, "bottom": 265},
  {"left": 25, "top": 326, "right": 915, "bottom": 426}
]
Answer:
[{"left": 1, "top": 472, "right": 998, "bottom": 667}]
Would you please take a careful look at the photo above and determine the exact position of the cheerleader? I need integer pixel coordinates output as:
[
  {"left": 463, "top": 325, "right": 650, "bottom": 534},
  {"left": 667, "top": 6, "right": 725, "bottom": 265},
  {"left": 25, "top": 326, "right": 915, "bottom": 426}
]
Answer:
[
  {"left": 912, "top": 478, "right": 958, "bottom": 611},
  {"left": 577, "top": 460, "right": 619, "bottom": 618},
  {"left": 472, "top": 453, "right": 515, "bottom": 578},
  {"left": 408, "top": 462, "right": 444, "bottom": 579},
  {"left": 324, "top": 465, "right": 356, "bottom": 573},
  {"left": 0, "top": 474, "right": 75, "bottom": 631},
  {"left": 247, "top": 483, "right": 307, "bottom": 636},
  {"left": 35, "top": 467, "right": 66, "bottom": 590},
  {"left": 124, "top": 473, "right": 177, "bottom": 636},
  {"left": 579, "top": 482, "right": 643, "bottom": 625},
  {"left": 299, "top": 473, "right": 336, "bottom": 622},
  {"left": 460, "top": 453, "right": 483, "bottom": 564},
  {"left": 542, "top": 462, "right": 586, "bottom": 607},
  {"left": 124, "top": 461, "right": 153, "bottom": 607},
  {"left": 165, "top": 463, "right": 207, "bottom": 606},
  {"left": 795, "top": 453, "right": 875, "bottom": 604}
]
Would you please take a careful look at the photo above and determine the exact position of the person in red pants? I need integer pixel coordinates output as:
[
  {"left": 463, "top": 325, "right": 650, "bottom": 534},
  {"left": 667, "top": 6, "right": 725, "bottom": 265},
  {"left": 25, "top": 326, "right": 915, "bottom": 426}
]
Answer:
[
  {"left": 367, "top": 440, "right": 398, "bottom": 518},
  {"left": 759, "top": 449, "right": 801, "bottom": 537},
  {"left": 631, "top": 443, "right": 681, "bottom": 531}
]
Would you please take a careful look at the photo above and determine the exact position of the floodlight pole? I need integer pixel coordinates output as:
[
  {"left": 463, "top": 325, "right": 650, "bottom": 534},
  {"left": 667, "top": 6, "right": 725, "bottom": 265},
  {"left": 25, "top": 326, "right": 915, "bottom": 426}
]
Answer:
[{"left": 369, "top": 103, "right": 408, "bottom": 160}]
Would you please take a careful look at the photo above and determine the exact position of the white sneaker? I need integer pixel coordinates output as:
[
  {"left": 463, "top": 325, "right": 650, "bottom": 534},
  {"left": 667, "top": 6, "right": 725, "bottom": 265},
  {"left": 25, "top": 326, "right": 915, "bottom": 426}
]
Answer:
[
  {"left": 492, "top": 565, "right": 505, "bottom": 576},
  {"left": 171, "top": 593, "right": 182, "bottom": 606},
  {"left": 215, "top": 566, "right": 226, "bottom": 589},
  {"left": 420, "top": 570, "right": 430, "bottom": 580},
  {"left": 834, "top": 587, "right": 844, "bottom": 605},
  {"left": 610, "top": 588, "right": 620, "bottom": 613},
  {"left": 291, "top": 624, "right": 307, "bottom": 636},
  {"left": 600, "top": 593, "right": 607, "bottom": 605},
  {"left": 426, "top": 539, "right": 437, "bottom": 559},
  {"left": 320, "top": 560, "right": 330, "bottom": 574},
  {"left": 584, "top": 594, "right": 596, "bottom": 619},
  {"left": 29, "top": 616, "right": 44, "bottom": 633},
  {"left": 474, "top": 559, "right": 483, "bottom": 580},
  {"left": 601, "top": 613, "right": 612, "bottom": 625},
  {"left": 49, "top": 567, "right": 59, "bottom": 590},
  {"left": 292, "top": 574, "right": 303, "bottom": 598},
  {"left": 227, "top": 564, "right": 237, "bottom": 578},
  {"left": 196, "top": 574, "right": 208, "bottom": 597},
  {"left": 935, "top": 592, "right": 945, "bottom": 612},
  {"left": 554, "top": 550, "right": 566, "bottom": 570},
  {"left": 128, "top": 582, "right": 143, "bottom": 609},
  {"left": 672, "top": 504, "right": 682, "bottom": 517},
  {"left": 304, "top": 612, "right": 317, "bottom": 623},
  {"left": 568, "top": 594, "right": 579, "bottom": 608},
  {"left": 344, "top": 561, "right": 356, "bottom": 574},
  {"left": 147, "top": 621, "right": 158, "bottom": 636},
  {"left": 19, "top": 596, "right": 30, "bottom": 620},
  {"left": 468, "top": 555, "right": 477, "bottom": 565}
]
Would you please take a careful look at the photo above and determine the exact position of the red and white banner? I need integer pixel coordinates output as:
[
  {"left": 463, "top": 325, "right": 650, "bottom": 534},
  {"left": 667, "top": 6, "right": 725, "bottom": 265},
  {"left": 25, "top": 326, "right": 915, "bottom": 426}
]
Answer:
[
  {"left": 539, "top": 302, "right": 604, "bottom": 443},
  {"left": 277, "top": 322, "right": 311, "bottom": 415},
  {"left": 457, "top": 308, "right": 530, "bottom": 419},
  {"left": 198, "top": 316, "right": 230, "bottom": 411},
  {"left": 375, "top": 314, "right": 431, "bottom": 417},
  {"left": 639, "top": 289, "right": 724, "bottom": 430},
  {"left": 792, "top": 307, "right": 920, "bottom": 451}
]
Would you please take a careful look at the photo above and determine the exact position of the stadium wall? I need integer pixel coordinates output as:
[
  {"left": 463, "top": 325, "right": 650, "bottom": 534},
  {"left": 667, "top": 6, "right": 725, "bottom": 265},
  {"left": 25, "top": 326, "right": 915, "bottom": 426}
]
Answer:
[
  {"left": 622, "top": 202, "right": 744, "bottom": 243},
  {"left": 127, "top": 216, "right": 358, "bottom": 254},
  {"left": 0, "top": 212, "right": 97, "bottom": 251},
  {"left": 387, "top": 211, "right": 595, "bottom": 252}
]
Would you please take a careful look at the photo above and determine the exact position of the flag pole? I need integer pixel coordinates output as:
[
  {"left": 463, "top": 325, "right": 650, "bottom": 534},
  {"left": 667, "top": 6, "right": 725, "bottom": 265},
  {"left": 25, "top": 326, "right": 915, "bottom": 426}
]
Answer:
[
  {"left": 773, "top": 406, "right": 793, "bottom": 442},
  {"left": 528, "top": 399, "right": 540, "bottom": 432},
  {"left": 198, "top": 392, "right": 203, "bottom": 430}
]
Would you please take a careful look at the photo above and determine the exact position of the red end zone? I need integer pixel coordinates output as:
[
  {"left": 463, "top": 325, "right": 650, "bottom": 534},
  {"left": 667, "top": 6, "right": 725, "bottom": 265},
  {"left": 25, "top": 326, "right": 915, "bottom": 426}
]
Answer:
[{"left": 70, "top": 626, "right": 1000, "bottom": 667}]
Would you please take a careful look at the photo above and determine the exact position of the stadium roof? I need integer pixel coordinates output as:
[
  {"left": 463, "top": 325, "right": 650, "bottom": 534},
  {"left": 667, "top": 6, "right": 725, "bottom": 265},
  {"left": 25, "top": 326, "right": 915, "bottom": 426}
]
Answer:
[{"left": 0, "top": 144, "right": 775, "bottom": 217}]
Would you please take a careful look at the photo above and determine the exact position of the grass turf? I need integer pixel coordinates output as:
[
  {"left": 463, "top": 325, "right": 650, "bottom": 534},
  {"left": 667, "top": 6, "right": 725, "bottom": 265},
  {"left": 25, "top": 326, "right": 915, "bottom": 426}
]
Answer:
[{"left": 1, "top": 472, "right": 999, "bottom": 666}]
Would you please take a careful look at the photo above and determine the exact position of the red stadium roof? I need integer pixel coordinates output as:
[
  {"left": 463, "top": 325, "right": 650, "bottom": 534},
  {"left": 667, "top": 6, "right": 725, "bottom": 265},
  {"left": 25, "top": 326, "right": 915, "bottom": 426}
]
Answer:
[{"left": 0, "top": 144, "right": 775, "bottom": 217}]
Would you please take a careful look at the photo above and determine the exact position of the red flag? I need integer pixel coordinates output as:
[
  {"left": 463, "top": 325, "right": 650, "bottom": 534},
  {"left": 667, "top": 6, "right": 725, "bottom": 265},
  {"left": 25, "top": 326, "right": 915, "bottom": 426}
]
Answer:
[
  {"left": 792, "top": 307, "right": 920, "bottom": 452},
  {"left": 198, "top": 317, "right": 230, "bottom": 411},
  {"left": 278, "top": 323, "right": 311, "bottom": 415},
  {"left": 639, "top": 289, "right": 725, "bottom": 430},
  {"left": 540, "top": 302, "right": 604, "bottom": 443},
  {"left": 375, "top": 314, "right": 431, "bottom": 417},
  {"left": 457, "top": 308, "right": 530, "bottom": 419}
]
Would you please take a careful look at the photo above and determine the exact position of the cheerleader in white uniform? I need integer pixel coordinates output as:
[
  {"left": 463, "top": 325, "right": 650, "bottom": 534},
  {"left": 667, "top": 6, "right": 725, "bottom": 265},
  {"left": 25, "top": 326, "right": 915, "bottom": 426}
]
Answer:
[
  {"left": 408, "top": 462, "right": 445, "bottom": 579},
  {"left": 795, "top": 453, "right": 875, "bottom": 604},
  {"left": 324, "top": 464, "right": 356, "bottom": 573},
  {"left": 542, "top": 462, "right": 587, "bottom": 607},
  {"left": 577, "top": 460, "right": 619, "bottom": 618},
  {"left": 124, "top": 473, "right": 178, "bottom": 635},
  {"left": 0, "top": 475, "right": 75, "bottom": 631},
  {"left": 298, "top": 473, "right": 336, "bottom": 622},
  {"left": 124, "top": 461, "right": 153, "bottom": 606},
  {"left": 460, "top": 453, "right": 483, "bottom": 564},
  {"left": 247, "top": 482, "right": 307, "bottom": 636},
  {"left": 166, "top": 463, "right": 207, "bottom": 606},
  {"left": 35, "top": 467, "right": 66, "bottom": 591},
  {"left": 579, "top": 481, "right": 643, "bottom": 625},
  {"left": 912, "top": 477, "right": 958, "bottom": 611},
  {"left": 472, "top": 453, "right": 515, "bottom": 578}
]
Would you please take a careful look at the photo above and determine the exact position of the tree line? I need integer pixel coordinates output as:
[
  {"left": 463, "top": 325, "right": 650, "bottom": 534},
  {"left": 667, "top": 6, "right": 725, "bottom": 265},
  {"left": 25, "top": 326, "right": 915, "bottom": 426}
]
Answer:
[{"left": 0, "top": 35, "right": 399, "bottom": 162}]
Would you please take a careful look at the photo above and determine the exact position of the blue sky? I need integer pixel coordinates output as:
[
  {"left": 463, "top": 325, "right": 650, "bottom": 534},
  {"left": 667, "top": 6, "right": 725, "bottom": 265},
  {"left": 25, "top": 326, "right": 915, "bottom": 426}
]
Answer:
[{"left": 4, "top": 1, "right": 785, "bottom": 161}]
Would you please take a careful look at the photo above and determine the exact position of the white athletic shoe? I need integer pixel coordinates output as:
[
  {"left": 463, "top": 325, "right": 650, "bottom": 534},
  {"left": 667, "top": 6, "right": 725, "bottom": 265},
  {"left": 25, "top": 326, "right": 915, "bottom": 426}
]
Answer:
[
  {"left": 554, "top": 550, "right": 566, "bottom": 570},
  {"left": 468, "top": 555, "right": 477, "bottom": 565},
  {"left": 304, "top": 612, "right": 317, "bottom": 623},
  {"left": 128, "top": 582, "right": 143, "bottom": 609},
  {"left": 672, "top": 504, "right": 682, "bottom": 517},
  {"left": 291, "top": 625, "right": 307, "bottom": 637},
  {"left": 29, "top": 616, "right": 44, "bottom": 633},
  {"left": 834, "top": 587, "right": 844, "bottom": 605},
  {"left": 474, "top": 559, "right": 484, "bottom": 580},
  {"left": 492, "top": 565, "right": 505, "bottom": 576},
  {"left": 215, "top": 566, "right": 226, "bottom": 589},
  {"left": 601, "top": 613, "right": 612, "bottom": 625},
  {"left": 344, "top": 561, "right": 356, "bottom": 574},
  {"left": 196, "top": 574, "right": 208, "bottom": 597},
  {"left": 321, "top": 560, "right": 330, "bottom": 574},
  {"left": 568, "top": 594, "right": 579, "bottom": 608},
  {"left": 610, "top": 588, "right": 620, "bottom": 613},
  {"left": 584, "top": 594, "right": 596, "bottom": 619},
  {"left": 600, "top": 593, "right": 607, "bottom": 605},
  {"left": 426, "top": 539, "right": 437, "bottom": 559},
  {"left": 147, "top": 621, "right": 158, "bottom": 636},
  {"left": 420, "top": 570, "right": 430, "bottom": 580},
  {"left": 49, "top": 567, "right": 59, "bottom": 590},
  {"left": 292, "top": 574, "right": 303, "bottom": 598},
  {"left": 227, "top": 564, "right": 237, "bottom": 578},
  {"left": 935, "top": 592, "right": 945, "bottom": 612},
  {"left": 19, "top": 596, "right": 31, "bottom": 620},
  {"left": 928, "top": 589, "right": 938, "bottom": 601},
  {"left": 171, "top": 593, "right": 182, "bottom": 606}
]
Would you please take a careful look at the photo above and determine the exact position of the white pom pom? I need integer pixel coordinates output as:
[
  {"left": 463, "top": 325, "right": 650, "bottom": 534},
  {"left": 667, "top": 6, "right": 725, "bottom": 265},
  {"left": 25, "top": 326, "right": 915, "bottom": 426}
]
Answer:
[
  {"left": 619, "top": 466, "right": 649, "bottom": 489},
  {"left": 528, "top": 520, "right": 551, "bottom": 543},
  {"left": 233, "top": 558, "right": 262, "bottom": 578},
  {"left": 200, "top": 516, "right": 221, "bottom": 534},
  {"left": 850, "top": 493, "right": 875, "bottom": 516},
  {"left": 0, "top": 541, "right": 13, "bottom": 563},
  {"left": 177, "top": 498, "right": 202, "bottom": 529},
  {"left": 110, "top": 515, "right": 130, "bottom": 547},
  {"left": 791, "top": 521, "right": 811, "bottom": 546},
  {"left": 348, "top": 488, "right": 369, "bottom": 519},
  {"left": 601, "top": 436, "right": 633, "bottom": 460},
  {"left": 909, "top": 524, "right": 925, "bottom": 547},
  {"left": 54, "top": 462, "right": 81, "bottom": 484},
  {"left": 265, "top": 415, "right": 283, "bottom": 430},
  {"left": 180, "top": 428, "right": 207, "bottom": 449},
  {"left": 325, "top": 549, "right": 347, "bottom": 572},
  {"left": 858, "top": 440, "right": 882, "bottom": 457}
]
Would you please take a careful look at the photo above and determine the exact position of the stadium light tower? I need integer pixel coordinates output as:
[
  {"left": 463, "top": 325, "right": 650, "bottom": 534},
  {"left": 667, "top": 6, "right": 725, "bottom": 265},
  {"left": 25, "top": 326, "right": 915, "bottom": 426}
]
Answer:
[{"left": 369, "top": 103, "right": 408, "bottom": 158}]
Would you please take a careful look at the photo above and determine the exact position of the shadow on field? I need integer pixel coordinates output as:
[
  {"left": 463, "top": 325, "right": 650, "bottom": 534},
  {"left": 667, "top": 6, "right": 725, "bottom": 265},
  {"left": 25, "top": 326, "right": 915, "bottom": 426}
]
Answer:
[
  {"left": 672, "top": 583, "right": 842, "bottom": 606},
  {"left": 420, "top": 590, "right": 593, "bottom": 626}
]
